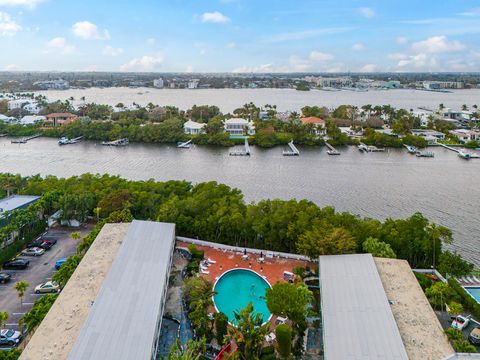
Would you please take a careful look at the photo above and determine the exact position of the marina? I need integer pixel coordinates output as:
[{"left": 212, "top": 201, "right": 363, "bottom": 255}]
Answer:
[
  {"left": 437, "top": 143, "right": 479, "bottom": 160},
  {"left": 282, "top": 140, "right": 300, "bottom": 156},
  {"left": 101, "top": 138, "right": 129, "bottom": 147}
]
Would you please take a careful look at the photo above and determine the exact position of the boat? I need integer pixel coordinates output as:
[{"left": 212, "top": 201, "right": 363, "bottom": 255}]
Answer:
[
  {"left": 327, "top": 150, "right": 340, "bottom": 155},
  {"left": 11, "top": 139, "right": 27, "bottom": 144},
  {"left": 357, "top": 144, "right": 368, "bottom": 152},
  {"left": 458, "top": 151, "right": 473, "bottom": 159},
  {"left": 59, "top": 136, "right": 83, "bottom": 145},
  {"left": 404, "top": 145, "right": 417, "bottom": 154},
  {"left": 177, "top": 139, "right": 192, "bottom": 149},
  {"left": 416, "top": 151, "right": 434, "bottom": 158}
]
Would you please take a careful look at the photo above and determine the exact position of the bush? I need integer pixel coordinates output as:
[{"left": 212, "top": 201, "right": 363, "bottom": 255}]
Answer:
[
  {"left": 186, "top": 259, "right": 200, "bottom": 276},
  {"left": 0, "top": 349, "right": 21, "bottom": 360},
  {"left": 414, "top": 272, "right": 433, "bottom": 291},
  {"left": 214, "top": 312, "right": 229, "bottom": 345},
  {"left": 275, "top": 324, "right": 292, "bottom": 359},
  {"left": 187, "top": 244, "right": 204, "bottom": 260}
]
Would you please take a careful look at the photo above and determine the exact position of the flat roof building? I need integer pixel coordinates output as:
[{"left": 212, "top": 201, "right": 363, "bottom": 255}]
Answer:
[
  {"left": 20, "top": 220, "right": 176, "bottom": 360},
  {"left": 319, "top": 254, "right": 409, "bottom": 360},
  {"left": 0, "top": 195, "right": 40, "bottom": 214}
]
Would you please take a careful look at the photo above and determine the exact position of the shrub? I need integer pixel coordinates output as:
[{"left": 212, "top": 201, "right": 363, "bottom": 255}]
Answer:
[
  {"left": 187, "top": 244, "right": 204, "bottom": 260},
  {"left": 448, "top": 279, "right": 480, "bottom": 319},
  {"left": 214, "top": 312, "right": 229, "bottom": 345},
  {"left": 275, "top": 324, "right": 292, "bottom": 359},
  {"left": 414, "top": 272, "right": 433, "bottom": 291}
]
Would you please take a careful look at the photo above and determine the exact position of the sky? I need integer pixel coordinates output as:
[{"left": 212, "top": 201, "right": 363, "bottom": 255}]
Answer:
[{"left": 0, "top": 0, "right": 479, "bottom": 73}]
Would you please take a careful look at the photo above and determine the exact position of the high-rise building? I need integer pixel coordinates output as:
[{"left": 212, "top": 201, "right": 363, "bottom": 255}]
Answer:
[{"left": 153, "top": 78, "right": 164, "bottom": 88}]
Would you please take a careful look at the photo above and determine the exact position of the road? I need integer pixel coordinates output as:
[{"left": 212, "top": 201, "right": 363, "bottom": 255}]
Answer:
[{"left": 0, "top": 226, "right": 92, "bottom": 344}]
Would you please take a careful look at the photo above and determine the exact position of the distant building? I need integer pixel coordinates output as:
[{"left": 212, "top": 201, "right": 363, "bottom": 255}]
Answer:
[
  {"left": 422, "top": 81, "right": 464, "bottom": 90},
  {"left": 8, "top": 99, "right": 29, "bottom": 111},
  {"left": 300, "top": 116, "right": 326, "bottom": 135},
  {"left": 0, "top": 195, "right": 40, "bottom": 249},
  {"left": 45, "top": 113, "right": 78, "bottom": 127},
  {"left": 411, "top": 129, "right": 446, "bottom": 143},
  {"left": 183, "top": 120, "right": 206, "bottom": 135},
  {"left": 20, "top": 115, "right": 46, "bottom": 126},
  {"left": 23, "top": 102, "right": 42, "bottom": 114},
  {"left": 449, "top": 129, "right": 480, "bottom": 143},
  {"left": 224, "top": 118, "right": 255, "bottom": 136},
  {"left": 33, "top": 79, "right": 69, "bottom": 90},
  {"left": 0, "top": 114, "right": 17, "bottom": 124},
  {"left": 153, "top": 78, "right": 164, "bottom": 88},
  {"left": 187, "top": 79, "right": 199, "bottom": 89}
]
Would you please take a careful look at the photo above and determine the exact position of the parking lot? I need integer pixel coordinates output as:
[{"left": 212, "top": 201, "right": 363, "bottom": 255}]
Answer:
[
  {"left": 0, "top": 225, "right": 92, "bottom": 346},
  {"left": 437, "top": 311, "right": 480, "bottom": 351}
]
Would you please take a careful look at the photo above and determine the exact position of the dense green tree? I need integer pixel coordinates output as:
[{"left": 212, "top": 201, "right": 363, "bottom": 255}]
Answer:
[
  {"left": 14, "top": 281, "right": 29, "bottom": 306},
  {"left": 437, "top": 251, "right": 474, "bottom": 277},
  {"left": 275, "top": 324, "right": 292, "bottom": 359},
  {"left": 20, "top": 294, "right": 58, "bottom": 331},
  {"left": 168, "top": 338, "right": 206, "bottom": 360},
  {"left": 226, "top": 303, "right": 270, "bottom": 360},
  {"left": 297, "top": 226, "right": 356, "bottom": 259},
  {"left": 184, "top": 277, "right": 215, "bottom": 340},
  {"left": 362, "top": 237, "right": 396, "bottom": 258},
  {"left": 214, "top": 312, "right": 229, "bottom": 346}
]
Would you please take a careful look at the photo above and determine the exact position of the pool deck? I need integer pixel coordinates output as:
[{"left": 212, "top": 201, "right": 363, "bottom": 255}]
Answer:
[{"left": 176, "top": 241, "right": 315, "bottom": 285}]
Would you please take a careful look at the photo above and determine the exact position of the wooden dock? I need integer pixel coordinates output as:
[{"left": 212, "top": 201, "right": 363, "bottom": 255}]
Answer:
[
  {"left": 325, "top": 142, "right": 340, "bottom": 155},
  {"left": 101, "top": 138, "right": 129, "bottom": 146},
  {"left": 283, "top": 140, "right": 300, "bottom": 156},
  {"left": 177, "top": 139, "right": 192, "bottom": 148},
  {"left": 437, "top": 142, "right": 479, "bottom": 159},
  {"left": 229, "top": 138, "right": 251, "bottom": 156},
  {"left": 11, "top": 134, "right": 41, "bottom": 144}
]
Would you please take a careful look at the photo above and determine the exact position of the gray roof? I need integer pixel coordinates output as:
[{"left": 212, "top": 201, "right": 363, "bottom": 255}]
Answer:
[
  {"left": 319, "top": 254, "right": 408, "bottom": 360},
  {"left": 68, "top": 220, "right": 176, "bottom": 360},
  {"left": 0, "top": 195, "right": 40, "bottom": 212}
]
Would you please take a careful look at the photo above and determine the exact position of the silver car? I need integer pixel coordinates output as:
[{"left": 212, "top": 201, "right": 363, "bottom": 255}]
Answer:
[
  {"left": 21, "top": 247, "right": 45, "bottom": 256},
  {"left": 0, "top": 329, "right": 22, "bottom": 346}
]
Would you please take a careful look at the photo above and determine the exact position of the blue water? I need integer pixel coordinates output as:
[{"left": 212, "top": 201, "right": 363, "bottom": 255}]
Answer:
[
  {"left": 213, "top": 269, "right": 271, "bottom": 325},
  {"left": 465, "top": 287, "right": 480, "bottom": 303}
]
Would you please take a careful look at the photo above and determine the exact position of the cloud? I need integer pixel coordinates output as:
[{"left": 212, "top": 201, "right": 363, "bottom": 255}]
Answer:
[
  {"left": 201, "top": 11, "right": 230, "bottom": 23},
  {"left": 4, "top": 63, "right": 19, "bottom": 70},
  {"left": 120, "top": 55, "right": 163, "bottom": 71},
  {"left": 359, "top": 63, "right": 377, "bottom": 72},
  {"left": 396, "top": 36, "right": 408, "bottom": 44},
  {"left": 46, "top": 37, "right": 75, "bottom": 54},
  {"left": 387, "top": 53, "right": 408, "bottom": 61},
  {"left": 0, "top": 0, "right": 43, "bottom": 8},
  {"left": 358, "top": 7, "right": 375, "bottom": 18},
  {"left": 397, "top": 53, "right": 437, "bottom": 70},
  {"left": 411, "top": 35, "right": 465, "bottom": 54},
  {"left": 309, "top": 51, "right": 334, "bottom": 61},
  {"left": 72, "top": 21, "right": 110, "bottom": 40},
  {"left": 352, "top": 42, "right": 365, "bottom": 51},
  {"left": 226, "top": 42, "right": 236, "bottom": 49},
  {"left": 459, "top": 7, "right": 480, "bottom": 17},
  {"left": 268, "top": 27, "right": 352, "bottom": 42},
  {"left": 83, "top": 64, "right": 98, "bottom": 72},
  {"left": 0, "top": 12, "right": 21, "bottom": 37},
  {"left": 103, "top": 45, "right": 124, "bottom": 56}
]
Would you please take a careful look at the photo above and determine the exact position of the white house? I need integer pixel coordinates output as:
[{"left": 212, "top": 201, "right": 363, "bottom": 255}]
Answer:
[
  {"left": 450, "top": 129, "right": 480, "bottom": 143},
  {"left": 224, "top": 118, "right": 256, "bottom": 136},
  {"left": 0, "top": 114, "right": 17, "bottom": 124},
  {"left": 20, "top": 115, "right": 46, "bottom": 126},
  {"left": 183, "top": 120, "right": 206, "bottom": 135},
  {"left": 411, "top": 129, "right": 446, "bottom": 144},
  {"left": 8, "top": 99, "right": 29, "bottom": 111},
  {"left": 23, "top": 102, "right": 42, "bottom": 114}
]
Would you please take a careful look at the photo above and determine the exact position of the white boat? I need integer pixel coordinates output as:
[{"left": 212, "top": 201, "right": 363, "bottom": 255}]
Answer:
[
  {"left": 404, "top": 145, "right": 417, "bottom": 154},
  {"left": 357, "top": 144, "right": 368, "bottom": 152},
  {"left": 327, "top": 150, "right": 340, "bottom": 155}
]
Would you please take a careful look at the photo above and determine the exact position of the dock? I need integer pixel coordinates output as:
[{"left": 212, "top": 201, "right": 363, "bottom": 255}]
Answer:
[
  {"left": 11, "top": 134, "right": 41, "bottom": 144},
  {"left": 437, "top": 143, "right": 479, "bottom": 159},
  {"left": 358, "top": 142, "right": 385, "bottom": 152},
  {"left": 325, "top": 142, "right": 340, "bottom": 155},
  {"left": 283, "top": 140, "right": 300, "bottom": 156},
  {"left": 177, "top": 139, "right": 192, "bottom": 148},
  {"left": 101, "top": 138, "right": 129, "bottom": 147},
  {"left": 229, "top": 138, "right": 251, "bottom": 156}
]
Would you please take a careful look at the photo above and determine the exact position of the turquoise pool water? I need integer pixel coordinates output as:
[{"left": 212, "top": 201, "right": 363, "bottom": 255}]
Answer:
[
  {"left": 214, "top": 269, "right": 271, "bottom": 325},
  {"left": 465, "top": 287, "right": 480, "bottom": 303}
]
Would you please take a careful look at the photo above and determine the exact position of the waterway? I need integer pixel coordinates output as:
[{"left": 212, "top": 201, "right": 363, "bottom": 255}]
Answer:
[
  {"left": 1, "top": 137, "right": 479, "bottom": 266},
  {"left": 35, "top": 87, "right": 480, "bottom": 112}
]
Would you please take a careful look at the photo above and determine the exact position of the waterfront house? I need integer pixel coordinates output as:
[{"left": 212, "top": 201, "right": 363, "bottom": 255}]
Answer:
[
  {"left": 45, "top": 112, "right": 78, "bottom": 127},
  {"left": 183, "top": 120, "right": 206, "bottom": 135},
  {"left": 20, "top": 115, "right": 46, "bottom": 126},
  {"left": 300, "top": 116, "right": 326, "bottom": 135},
  {"left": 449, "top": 129, "right": 480, "bottom": 143},
  {"left": 411, "top": 129, "right": 445, "bottom": 144},
  {"left": 7, "top": 99, "right": 29, "bottom": 111},
  {"left": 0, "top": 114, "right": 17, "bottom": 124},
  {"left": 23, "top": 102, "right": 42, "bottom": 114},
  {"left": 224, "top": 118, "right": 256, "bottom": 136}
]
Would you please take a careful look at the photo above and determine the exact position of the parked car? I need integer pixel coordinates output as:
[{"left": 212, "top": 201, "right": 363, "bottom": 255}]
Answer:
[
  {"left": 28, "top": 239, "right": 55, "bottom": 251},
  {"left": 2, "top": 258, "right": 29, "bottom": 270},
  {"left": 34, "top": 281, "right": 60, "bottom": 294},
  {"left": 55, "top": 258, "right": 67, "bottom": 270},
  {"left": 21, "top": 247, "right": 45, "bottom": 257},
  {"left": 0, "top": 272, "right": 11, "bottom": 284},
  {"left": 452, "top": 315, "right": 470, "bottom": 330},
  {"left": 469, "top": 327, "right": 480, "bottom": 345},
  {"left": 0, "top": 329, "right": 22, "bottom": 347}
]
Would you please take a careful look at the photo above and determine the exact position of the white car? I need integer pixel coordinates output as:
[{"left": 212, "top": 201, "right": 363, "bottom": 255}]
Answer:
[
  {"left": 452, "top": 315, "right": 470, "bottom": 330},
  {"left": 0, "top": 329, "right": 22, "bottom": 346},
  {"left": 21, "top": 247, "right": 45, "bottom": 256},
  {"left": 34, "top": 281, "right": 60, "bottom": 294}
]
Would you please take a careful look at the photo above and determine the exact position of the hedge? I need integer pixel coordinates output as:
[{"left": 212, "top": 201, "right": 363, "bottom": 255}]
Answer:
[{"left": 448, "top": 278, "right": 480, "bottom": 320}]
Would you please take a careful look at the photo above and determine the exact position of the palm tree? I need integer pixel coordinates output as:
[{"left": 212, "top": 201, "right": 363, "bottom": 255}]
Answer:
[
  {"left": 226, "top": 303, "right": 270, "bottom": 360},
  {"left": 427, "top": 223, "right": 452, "bottom": 270},
  {"left": 462, "top": 104, "right": 468, "bottom": 111},
  {"left": 14, "top": 281, "right": 29, "bottom": 306},
  {"left": 168, "top": 338, "right": 206, "bottom": 360},
  {"left": 71, "top": 231, "right": 81, "bottom": 241},
  {"left": 0, "top": 311, "right": 8, "bottom": 329}
]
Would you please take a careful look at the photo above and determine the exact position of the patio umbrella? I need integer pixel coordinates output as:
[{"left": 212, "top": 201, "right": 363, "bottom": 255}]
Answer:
[
  {"left": 260, "top": 251, "right": 264, "bottom": 258},
  {"left": 244, "top": 249, "right": 247, "bottom": 256}
]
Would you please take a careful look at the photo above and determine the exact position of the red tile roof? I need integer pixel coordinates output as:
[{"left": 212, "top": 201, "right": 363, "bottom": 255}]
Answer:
[
  {"left": 46, "top": 113, "right": 77, "bottom": 118},
  {"left": 300, "top": 116, "right": 325, "bottom": 125}
]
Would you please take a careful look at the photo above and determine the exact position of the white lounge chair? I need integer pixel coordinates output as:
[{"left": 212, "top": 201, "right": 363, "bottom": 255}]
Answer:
[
  {"left": 258, "top": 257, "right": 265, "bottom": 263},
  {"left": 207, "top": 258, "right": 216, "bottom": 264},
  {"left": 473, "top": 276, "right": 480, "bottom": 283},
  {"left": 200, "top": 268, "right": 209, "bottom": 275},
  {"left": 276, "top": 316, "right": 287, "bottom": 325},
  {"left": 265, "top": 332, "right": 276, "bottom": 343}
]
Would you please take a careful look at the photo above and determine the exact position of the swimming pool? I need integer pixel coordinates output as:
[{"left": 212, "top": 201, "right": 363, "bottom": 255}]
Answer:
[
  {"left": 213, "top": 269, "right": 272, "bottom": 325},
  {"left": 464, "top": 287, "right": 480, "bottom": 304}
]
